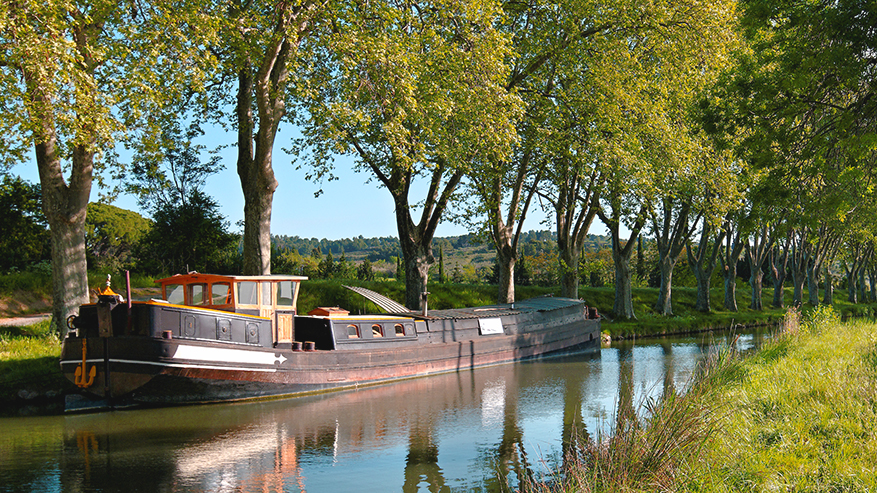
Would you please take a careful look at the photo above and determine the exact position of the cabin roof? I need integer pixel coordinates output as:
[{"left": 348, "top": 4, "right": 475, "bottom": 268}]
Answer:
[{"left": 155, "top": 273, "right": 309, "bottom": 285}]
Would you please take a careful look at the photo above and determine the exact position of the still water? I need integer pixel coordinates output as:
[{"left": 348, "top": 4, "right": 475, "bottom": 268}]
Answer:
[{"left": 0, "top": 330, "right": 769, "bottom": 493}]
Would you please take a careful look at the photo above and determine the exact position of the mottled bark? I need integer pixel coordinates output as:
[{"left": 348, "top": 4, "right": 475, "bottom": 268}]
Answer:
[
  {"left": 720, "top": 225, "right": 744, "bottom": 312},
  {"left": 746, "top": 226, "right": 776, "bottom": 311},
  {"left": 822, "top": 264, "right": 834, "bottom": 305},
  {"left": 553, "top": 161, "right": 598, "bottom": 300},
  {"left": 390, "top": 166, "right": 463, "bottom": 310},
  {"left": 483, "top": 150, "right": 543, "bottom": 304},
  {"left": 235, "top": 4, "right": 315, "bottom": 275},
  {"left": 651, "top": 198, "right": 697, "bottom": 315},
  {"left": 599, "top": 203, "right": 646, "bottom": 320},
  {"left": 806, "top": 264, "right": 820, "bottom": 306},
  {"left": 686, "top": 222, "right": 724, "bottom": 312},
  {"left": 496, "top": 243, "right": 516, "bottom": 304},
  {"left": 788, "top": 232, "right": 811, "bottom": 307},
  {"left": 769, "top": 238, "right": 790, "bottom": 308},
  {"left": 236, "top": 36, "right": 287, "bottom": 275},
  {"left": 36, "top": 138, "right": 92, "bottom": 336}
]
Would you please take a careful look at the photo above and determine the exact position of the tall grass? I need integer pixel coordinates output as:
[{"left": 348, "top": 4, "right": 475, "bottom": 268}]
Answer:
[
  {"left": 526, "top": 338, "right": 743, "bottom": 492},
  {"left": 696, "top": 308, "right": 877, "bottom": 492}
]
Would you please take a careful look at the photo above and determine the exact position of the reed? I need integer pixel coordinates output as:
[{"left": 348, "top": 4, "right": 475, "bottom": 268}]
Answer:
[{"left": 525, "top": 340, "right": 742, "bottom": 492}]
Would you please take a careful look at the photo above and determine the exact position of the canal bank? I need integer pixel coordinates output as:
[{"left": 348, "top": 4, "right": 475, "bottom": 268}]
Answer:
[{"left": 530, "top": 307, "right": 877, "bottom": 492}]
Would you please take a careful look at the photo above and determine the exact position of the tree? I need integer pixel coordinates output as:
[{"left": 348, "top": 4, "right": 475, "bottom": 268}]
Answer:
[
  {"left": 126, "top": 121, "right": 223, "bottom": 212},
  {"left": 0, "top": 0, "right": 217, "bottom": 334},
  {"left": 686, "top": 219, "right": 726, "bottom": 312},
  {"left": 0, "top": 174, "right": 49, "bottom": 271},
  {"left": 201, "top": 0, "right": 329, "bottom": 276},
  {"left": 357, "top": 258, "right": 375, "bottom": 282},
  {"left": 136, "top": 190, "right": 237, "bottom": 275},
  {"left": 85, "top": 203, "right": 150, "bottom": 270},
  {"left": 300, "top": 0, "right": 521, "bottom": 309}
]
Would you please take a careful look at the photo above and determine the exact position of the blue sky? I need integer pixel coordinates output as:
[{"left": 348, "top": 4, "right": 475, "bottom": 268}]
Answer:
[
  {"left": 10, "top": 125, "right": 483, "bottom": 240},
  {"left": 11, "top": 123, "right": 624, "bottom": 241}
]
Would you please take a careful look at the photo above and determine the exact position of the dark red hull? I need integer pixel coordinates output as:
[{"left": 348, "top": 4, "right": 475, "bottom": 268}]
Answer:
[{"left": 60, "top": 297, "right": 599, "bottom": 409}]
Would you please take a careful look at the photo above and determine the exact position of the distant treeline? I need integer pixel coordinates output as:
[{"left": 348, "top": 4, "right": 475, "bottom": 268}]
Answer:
[{"left": 271, "top": 231, "right": 611, "bottom": 263}]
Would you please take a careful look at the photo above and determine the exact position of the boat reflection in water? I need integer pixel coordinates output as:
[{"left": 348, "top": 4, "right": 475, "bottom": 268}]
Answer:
[
  {"left": 1, "top": 331, "right": 768, "bottom": 492},
  {"left": 58, "top": 350, "right": 611, "bottom": 492}
]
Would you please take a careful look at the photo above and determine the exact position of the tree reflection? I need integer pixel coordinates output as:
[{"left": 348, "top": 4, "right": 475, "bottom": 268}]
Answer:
[{"left": 402, "top": 416, "right": 447, "bottom": 493}]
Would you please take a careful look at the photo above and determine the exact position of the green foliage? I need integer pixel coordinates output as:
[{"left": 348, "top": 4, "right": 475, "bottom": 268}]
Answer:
[
  {"left": 356, "top": 258, "right": 375, "bottom": 281},
  {"left": 126, "top": 121, "right": 224, "bottom": 213},
  {"left": 0, "top": 320, "right": 64, "bottom": 404},
  {"left": 135, "top": 190, "right": 239, "bottom": 275},
  {"left": 801, "top": 304, "right": 839, "bottom": 334},
  {"left": 0, "top": 175, "right": 50, "bottom": 272},
  {"left": 85, "top": 203, "right": 151, "bottom": 271}
]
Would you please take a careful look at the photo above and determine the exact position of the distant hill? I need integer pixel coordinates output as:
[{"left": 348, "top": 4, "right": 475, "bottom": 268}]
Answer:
[{"left": 271, "top": 231, "right": 611, "bottom": 270}]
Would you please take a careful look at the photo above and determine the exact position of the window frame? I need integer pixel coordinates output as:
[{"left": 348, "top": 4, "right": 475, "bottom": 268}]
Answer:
[
  {"left": 371, "top": 324, "right": 384, "bottom": 338},
  {"left": 347, "top": 324, "right": 360, "bottom": 339}
]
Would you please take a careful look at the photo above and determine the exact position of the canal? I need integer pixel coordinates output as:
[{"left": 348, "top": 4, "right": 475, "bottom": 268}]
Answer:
[{"left": 0, "top": 329, "right": 769, "bottom": 492}]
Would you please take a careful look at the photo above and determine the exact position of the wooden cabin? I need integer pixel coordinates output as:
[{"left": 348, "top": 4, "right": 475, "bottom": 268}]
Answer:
[{"left": 155, "top": 273, "right": 307, "bottom": 346}]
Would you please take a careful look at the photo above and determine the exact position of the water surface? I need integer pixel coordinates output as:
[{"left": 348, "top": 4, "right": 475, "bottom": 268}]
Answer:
[{"left": 0, "top": 330, "right": 768, "bottom": 492}]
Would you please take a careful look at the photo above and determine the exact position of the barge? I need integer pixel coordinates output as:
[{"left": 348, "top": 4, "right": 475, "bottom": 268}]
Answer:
[{"left": 60, "top": 273, "right": 600, "bottom": 410}]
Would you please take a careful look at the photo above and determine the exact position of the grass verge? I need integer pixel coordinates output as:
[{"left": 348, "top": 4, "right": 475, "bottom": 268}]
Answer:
[
  {"left": 527, "top": 306, "right": 877, "bottom": 492},
  {"left": 0, "top": 320, "right": 66, "bottom": 413}
]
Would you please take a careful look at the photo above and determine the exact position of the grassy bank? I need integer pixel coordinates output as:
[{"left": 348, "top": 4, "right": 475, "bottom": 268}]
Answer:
[
  {"left": 529, "top": 307, "right": 877, "bottom": 491},
  {"left": 0, "top": 320, "right": 65, "bottom": 412}
]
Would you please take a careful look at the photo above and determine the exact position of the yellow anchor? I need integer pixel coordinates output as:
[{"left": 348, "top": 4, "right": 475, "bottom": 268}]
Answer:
[{"left": 74, "top": 338, "right": 96, "bottom": 388}]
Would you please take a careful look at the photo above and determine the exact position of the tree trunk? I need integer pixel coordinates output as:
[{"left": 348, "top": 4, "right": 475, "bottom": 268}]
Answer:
[
  {"left": 558, "top": 243, "right": 581, "bottom": 299},
  {"left": 236, "top": 30, "right": 293, "bottom": 275},
  {"left": 597, "top": 198, "right": 645, "bottom": 320},
  {"left": 823, "top": 264, "right": 833, "bottom": 305},
  {"left": 869, "top": 265, "right": 877, "bottom": 303},
  {"left": 694, "top": 271, "right": 711, "bottom": 312},
  {"left": 650, "top": 198, "right": 696, "bottom": 316},
  {"left": 750, "top": 266, "right": 764, "bottom": 311},
  {"left": 745, "top": 226, "right": 777, "bottom": 311},
  {"left": 35, "top": 138, "right": 92, "bottom": 336},
  {"left": 724, "top": 263, "right": 738, "bottom": 312},
  {"left": 807, "top": 263, "right": 820, "bottom": 306},
  {"left": 612, "top": 242, "right": 636, "bottom": 319},
  {"left": 770, "top": 242, "right": 789, "bottom": 309},
  {"left": 847, "top": 264, "right": 858, "bottom": 304},
  {"left": 792, "top": 266, "right": 807, "bottom": 306},
  {"left": 496, "top": 243, "right": 516, "bottom": 304},
  {"left": 686, "top": 223, "right": 724, "bottom": 313},
  {"left": 402, "top": 241, "right": 432, "bottom": 311},
  {"left": 655, "top": 254, "right": 675, "bottom": 315},
  {"left": 721, "top": 225, "right": 744, "bottom": 312},
  {"left": 553, "top": 160, "right": 598, "bottom": 300}
]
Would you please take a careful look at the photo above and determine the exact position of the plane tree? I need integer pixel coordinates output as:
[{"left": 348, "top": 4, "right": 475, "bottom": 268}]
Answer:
[
  {"left": 298, "top": 0, "right": 522, "bottom": 309},
  {"left": 0, "top": 0, "right": 218, "bottom": 334},
  {"left": 191, "top": 0, "right": 331, "bottom": 275}
]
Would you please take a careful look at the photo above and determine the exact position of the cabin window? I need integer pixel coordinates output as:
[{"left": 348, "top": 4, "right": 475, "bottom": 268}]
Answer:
[
  {"left": 188, "top": 283, "right": 208, "bottom": 305},
  {"left": 394, "top": 324, "right": 405, "bottom": 337},
  {"left": 372, "top": 324, "right": 384, "bottom": 338},
  {"left": 261, "top": 282, "right": 272, "bottom": 306},
  {"left": 212, "top": 283, "right": 231, "bottom": 305},
  {"left": 347, "top": 324, "right": 360, "bottom": 339},
  {"left": 238, "top": 282, "right": 258, "bottom": 306},
  {"left": 276, "top": 281, "right": 295, "bottom": 307},
  {"left": 165, "top": 284, "right": 184, "bottom": 304}
]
